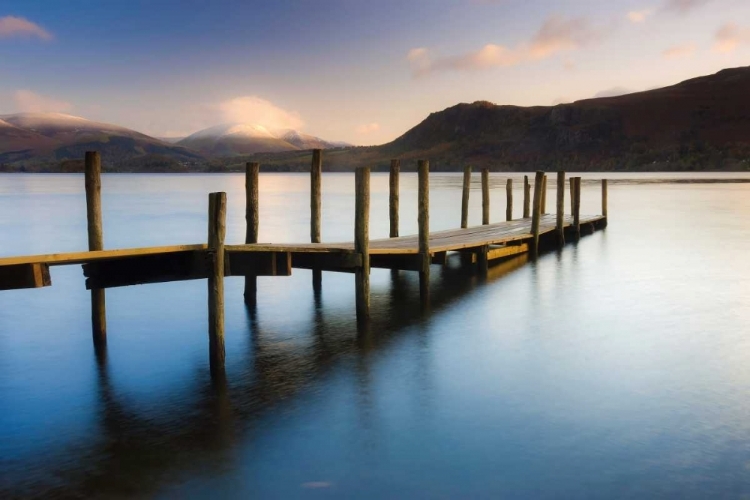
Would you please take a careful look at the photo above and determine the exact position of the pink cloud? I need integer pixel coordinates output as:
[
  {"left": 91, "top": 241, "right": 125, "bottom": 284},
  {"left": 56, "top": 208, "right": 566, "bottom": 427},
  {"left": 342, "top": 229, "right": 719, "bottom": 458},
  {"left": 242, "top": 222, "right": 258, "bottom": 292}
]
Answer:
[
  {"left": 14, "top": 90, "right": 72, "bottom": 112},
  {"left": 713, "top": 23, "right": 750, "bottom": 53},
  {"left": 0, "top": 16, "right": 52, "bottom": 40}
]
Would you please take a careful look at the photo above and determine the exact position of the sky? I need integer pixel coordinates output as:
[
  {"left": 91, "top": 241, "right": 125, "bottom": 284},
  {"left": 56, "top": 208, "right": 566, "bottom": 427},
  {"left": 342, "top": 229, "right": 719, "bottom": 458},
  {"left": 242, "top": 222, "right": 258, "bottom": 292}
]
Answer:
[{"left": 0, "top": 0, "right": 749, "bottom": 145}]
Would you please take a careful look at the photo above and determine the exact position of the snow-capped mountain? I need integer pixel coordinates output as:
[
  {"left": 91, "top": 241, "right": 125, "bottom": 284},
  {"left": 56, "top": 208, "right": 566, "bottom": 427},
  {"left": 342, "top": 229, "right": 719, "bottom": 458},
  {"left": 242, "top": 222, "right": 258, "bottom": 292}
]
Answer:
[
  {"left": 0, "top": 112, "right": 201, "bottom": 165},
  {"left": 177, "top": 123, "right": 348, "bottom": 156}
]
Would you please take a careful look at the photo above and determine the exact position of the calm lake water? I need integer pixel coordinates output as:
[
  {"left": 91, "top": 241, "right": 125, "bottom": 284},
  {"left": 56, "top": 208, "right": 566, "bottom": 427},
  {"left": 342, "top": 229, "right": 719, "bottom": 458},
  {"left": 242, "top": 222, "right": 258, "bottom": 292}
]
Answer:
[{"left": 2, "top": 172, "right": 750, "bottom": 499}]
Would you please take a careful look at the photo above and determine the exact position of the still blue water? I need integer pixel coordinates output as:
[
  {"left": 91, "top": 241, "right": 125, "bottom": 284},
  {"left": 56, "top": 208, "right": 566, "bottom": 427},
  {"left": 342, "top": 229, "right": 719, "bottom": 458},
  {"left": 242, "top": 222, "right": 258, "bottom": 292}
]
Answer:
[{"left": 1, "top": 172, "right": 750, "bottom": 498}]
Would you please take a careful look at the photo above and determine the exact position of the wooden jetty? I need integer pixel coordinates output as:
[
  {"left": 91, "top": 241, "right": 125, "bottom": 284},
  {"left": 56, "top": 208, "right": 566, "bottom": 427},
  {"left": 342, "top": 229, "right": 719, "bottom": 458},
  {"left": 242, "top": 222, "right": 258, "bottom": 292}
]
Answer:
[{"left": 0, "top": 150, "right": 608, "bottom": 377}]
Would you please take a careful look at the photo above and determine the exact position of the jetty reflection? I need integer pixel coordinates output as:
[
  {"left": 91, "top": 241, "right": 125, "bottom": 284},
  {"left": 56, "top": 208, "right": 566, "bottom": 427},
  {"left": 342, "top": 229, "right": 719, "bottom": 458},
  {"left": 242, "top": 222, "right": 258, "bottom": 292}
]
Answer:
[{"left": 9, "top": 254, "right": 527, "bottom": 498}]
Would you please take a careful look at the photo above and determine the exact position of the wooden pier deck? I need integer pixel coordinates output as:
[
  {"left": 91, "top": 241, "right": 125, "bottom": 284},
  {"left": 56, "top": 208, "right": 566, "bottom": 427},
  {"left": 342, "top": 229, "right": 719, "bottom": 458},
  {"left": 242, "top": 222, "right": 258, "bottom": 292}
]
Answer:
[{"left": 0, "top": 150, "right": 608, "bottom": 379}]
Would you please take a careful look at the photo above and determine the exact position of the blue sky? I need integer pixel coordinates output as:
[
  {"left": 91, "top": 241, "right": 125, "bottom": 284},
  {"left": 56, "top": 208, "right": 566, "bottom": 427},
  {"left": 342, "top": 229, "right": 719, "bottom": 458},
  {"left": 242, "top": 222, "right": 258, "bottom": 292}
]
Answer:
[{"left": 1, "top": 0, "right": 748, "bottom": 144}]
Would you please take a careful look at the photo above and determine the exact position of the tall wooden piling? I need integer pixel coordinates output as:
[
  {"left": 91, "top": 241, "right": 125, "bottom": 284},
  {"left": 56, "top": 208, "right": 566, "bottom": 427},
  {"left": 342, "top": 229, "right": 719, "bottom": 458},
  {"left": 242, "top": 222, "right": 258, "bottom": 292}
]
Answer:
[
  {"left": 389, "top": 160, "right": 400, "bottom": 238},
  {"left": 208, "top": 192, "right": 227, "bottom": 376},
  {"left": 418, "top": 160, "right": 430, "bottom": 301},
  {"left": 556, "top": 171, "right": 565, "bottom": 245},
  {"left": 530, "top": 171, "right": 544, "bottom": 258},
  {"left": 481, "top": 167, "right": 489, "bottom": 225},
  {"left": 244, "top": 162, "right": 259, "bottom": 304},
  {"left": 570, "top": 178, "right": 575, "bottom": 214},
  {"left": 85, "top": 151, "right": 106, "bottom": 347},
  {"left": 461, "top": 166, "right": 471, "bottom": 229},
  {"left": 355, "top": 167, "right": 370, "bottom": 321},
  {"left": 311, "top": 149, "right": 322, "bottom": 291},
  {"left": 602, "top": 179, "right": 608, "bottom": 218},
  {"left": 523, "top": 175, "right": 530, "bottom": 218},
  {"left": 541, "top": 174, "right": 548, "bottom": 214},
  {"left": 506, "top": 179, "right": 513, "bottom": 221},
  {"left": 573, "top": 177, "right": 581, "bottom": 238}
]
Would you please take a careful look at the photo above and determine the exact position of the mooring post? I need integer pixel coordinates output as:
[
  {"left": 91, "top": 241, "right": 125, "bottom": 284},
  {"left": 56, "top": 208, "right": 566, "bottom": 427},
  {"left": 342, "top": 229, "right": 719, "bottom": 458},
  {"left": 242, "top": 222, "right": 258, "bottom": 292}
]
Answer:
[
  {"left": 477, "top": 245, "right": 489, "bottom": 276},
  {"left": 573, "top": 177, "right": 581, "bottom": 238},
  {"left": 389, "top": 159, "right": 400, "bottom": 238},
  {"left": 523, "top": 175, "right": 530, "bottom": 218},
  {"left": 506, "top": 179, "right": 513, "bottom": 221},
  {"left": 418, "top": 160, "right": 430, "bottom": 302},
  {"left": 354, "top": 167, "right": 371, "bottom": 321},
  {"left": 244, "top": 162, "right": 259, "bottom": 304},
  {"left": 570, "top": 177, "right": 575, "bottom": 214},
  {"left": 208, "top": 192, "right": 227, "bottom": 377},
  {"left": 601, "top": 178, "right": 608, "bottom": 221},
  {"left": 556, "top": 171, "right": 565, "bottom": 245},
  {"left": 85, "top": 151, "right": 106, "bottom": 349},
  {"left": 530, "top": 171, "right": 544, "bottom": 258},
  {"left": 481, "top": 167, "right": 489, "bottom": 225},
  {"left": 541, "top": 174, "right": 548, "bottom": 214},
  {"left": 311, "top": 149, "right": 322, "bottom": 292},
  {"left": 461, "top": 165, "right": 471, "bottom": 229}
]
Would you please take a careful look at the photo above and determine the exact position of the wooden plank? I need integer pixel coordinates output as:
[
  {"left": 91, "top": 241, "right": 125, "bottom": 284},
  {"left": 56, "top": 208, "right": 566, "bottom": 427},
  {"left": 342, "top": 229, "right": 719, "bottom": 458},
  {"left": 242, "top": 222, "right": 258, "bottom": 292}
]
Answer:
[
  {"left": 0, "top": 244, "right": 208, "bottom": 267},
  {"left": 0, "top": 263, "right": 51, "bottom": 291},
  {"left": 208, "top": 192, "right": 226, "bottom": 378},
  {"left": 541, "top": 174, "right": 548, "bottom": 214},
  {"left": 464, "top": 243, "right": 529, "bottom": 263},
  {"left": 292, "top": 252, "right": 361, "bottom": 272},
  {"left": 390, "top": 159, "right": 399, "bottom": 238},
  {"left": 461, "top": 166, "right": 471, "bottom": 229},
  {"left": 84, "top": 251, "right": 208, "bottom": 289},
  {"left": 228, "top": 251, "right": 292, "bottom": 277}
]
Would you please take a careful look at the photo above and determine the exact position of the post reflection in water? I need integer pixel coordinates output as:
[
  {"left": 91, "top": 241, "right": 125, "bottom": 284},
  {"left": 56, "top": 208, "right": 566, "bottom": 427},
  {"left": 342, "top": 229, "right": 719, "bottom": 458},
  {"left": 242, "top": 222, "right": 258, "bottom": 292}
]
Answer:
[{"left": 2, "top": 253, "right": 526, "bottom": 499}]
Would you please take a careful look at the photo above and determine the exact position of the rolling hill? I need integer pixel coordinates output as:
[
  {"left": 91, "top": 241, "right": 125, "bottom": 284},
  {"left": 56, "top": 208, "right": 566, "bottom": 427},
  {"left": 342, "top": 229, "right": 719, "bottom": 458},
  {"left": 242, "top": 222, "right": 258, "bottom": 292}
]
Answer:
[
  {"left": 226, "top": 66, "right": 750, "bottom": 172},
  {"left": 0, "top": 113, "right": 203, "bottom": 169}
]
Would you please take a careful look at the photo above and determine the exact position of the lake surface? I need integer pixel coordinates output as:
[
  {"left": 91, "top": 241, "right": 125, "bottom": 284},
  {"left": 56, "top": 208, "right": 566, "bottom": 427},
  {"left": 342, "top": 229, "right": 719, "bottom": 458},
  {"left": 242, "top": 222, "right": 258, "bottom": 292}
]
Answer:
[{"left": 2, "top": 172, "right": 750, "bottom": 499}]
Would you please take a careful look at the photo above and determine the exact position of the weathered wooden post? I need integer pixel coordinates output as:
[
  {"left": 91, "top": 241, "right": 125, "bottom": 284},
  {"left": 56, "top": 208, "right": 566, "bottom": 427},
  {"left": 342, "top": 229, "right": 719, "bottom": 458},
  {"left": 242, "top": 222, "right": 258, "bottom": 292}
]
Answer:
[
  {"left": 505, "top": 178, "right": 513, "bottom": 221},
  {"left": 208, "top": 192, "right": 227, "bottom": 377},
  {"left": 85, "top": 151, "right": 106, "bottom": 348},
  {"left": 389, "top": 159, "right": 399, "bottom": 238},
  {"left": 477, "top": 245, "right": 489, "bottom": 276},
  {"left": 573, "top": 177, "right": 581, "bottom": 238},
  {"left": 311, "top": 149, "right": 322, "bottom": 291},
  {"left": 570, "top": 177, "right": 575, "bottom": 214},
  {"left": 602, "top": 179, "right": 608, "bottom": 220},
  {"left": 418, "top": 160, "right": 430, "bottom": 301},
  {"left": 556, "top": 171, "right": 565, "bottom": 245},
  {"left": 244, "top": 162, "right": 259, "bottom": 304},
  {"left": 355, "top": 167, "right": 370, "bottom": 321},
  {"left": 530, "top": 171, "right": 544, "bottom": 258},
  {"left": 461, "top": 165, "right": 471, "bottom": 229},
  {"left": 523, "top": 175, "right": 530, "bottom": 218},
  {"left": 541, "top": 174, "right": 548, "bottom": 214},
  {"left": 481, "top": 167, "right": 489, "bottom": 225}
]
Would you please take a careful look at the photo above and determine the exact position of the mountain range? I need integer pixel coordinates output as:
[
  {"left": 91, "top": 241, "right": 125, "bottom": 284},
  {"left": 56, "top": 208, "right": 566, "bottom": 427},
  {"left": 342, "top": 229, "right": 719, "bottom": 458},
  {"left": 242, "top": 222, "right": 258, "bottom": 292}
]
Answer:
[{"left": 2, "top": 66, "right": 750, "bottom": 172}]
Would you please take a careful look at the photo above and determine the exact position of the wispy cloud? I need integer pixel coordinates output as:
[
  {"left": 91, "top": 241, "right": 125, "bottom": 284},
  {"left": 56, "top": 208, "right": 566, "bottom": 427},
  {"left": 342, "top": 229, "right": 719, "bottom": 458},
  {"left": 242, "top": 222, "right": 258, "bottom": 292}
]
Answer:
[
  {"left": 409, "top": 15, "right": 601, "bottom": 76},
  {"left": 14, "top": 90, "right": 71, "bottom": 112},
  {"left": 661, "top": 0, "right": 711, "bottom": 15},
  {"left": 662, "top": 43, "right": 696, "bottom": 58},
  {"left": 713, "top": 23, "right": 750, "bottom": 53},
  {"left": 356, "top": 122, "right": 380, "bottom": 134},
  {"left": 0, "top": 16, "right": 52, "bottom": 40},
  {"left": 627, "top": 9, "right": 654, "bottom": 23},
  {"left": 593, "top": 87, "right": 634, "bottom": 98},
  {"left": 218, "top": 96, "right": 303, "bottom": 130}
]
